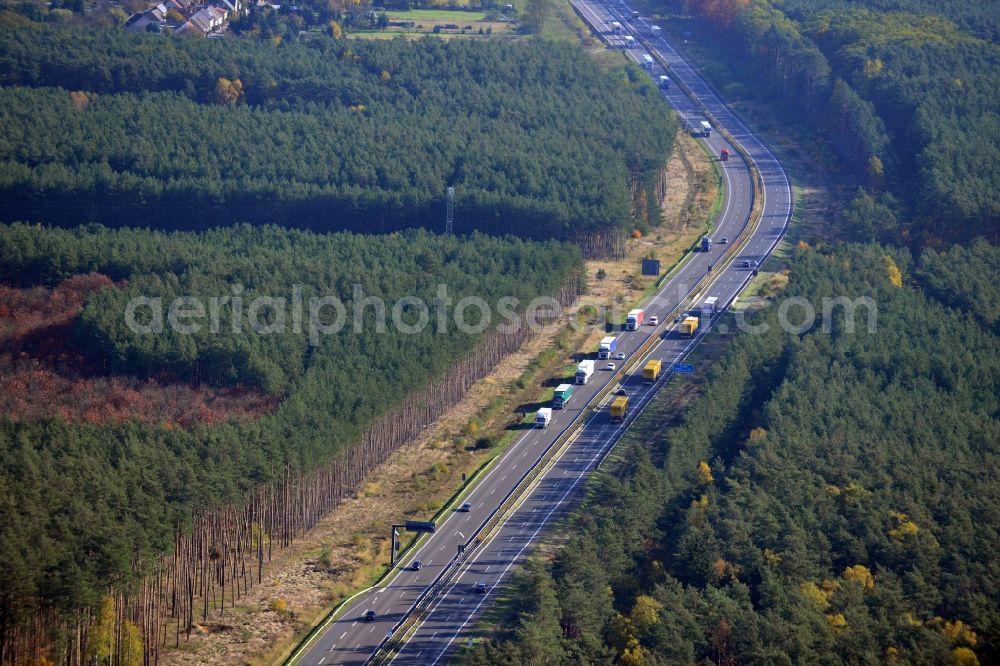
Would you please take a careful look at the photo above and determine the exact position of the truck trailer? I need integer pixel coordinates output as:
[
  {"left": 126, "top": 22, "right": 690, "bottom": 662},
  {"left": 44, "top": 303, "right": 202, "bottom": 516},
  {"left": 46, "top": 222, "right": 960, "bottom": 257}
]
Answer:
[
  {"left": 702, "top": 297, "right": 718, "bottom": 322},
  {"left": 576, "top": 360, "right": 595, "bottom": 384},
  {"left": 700, "top": 120, "right": 712, "bottom": 137},
  {"left": 535, "top": 407, "right": 552, "bottom": 428},
  {"left": 610, "top": 396, "right": 629, "bottom": 422},
  {"left": 681, "top": 316, "right": 699, "bottom": 337},
  {"left": 626, "top": 308, "right": 645, "bottom": 330},
  {"left": 643, "top": 359, "right": 662, "bottom": 383},
  {"left": 553, "top": 384, "right": 574, "bottom": 409},
  {"left": 701, "top": 236, "right": 712, "bottom": 252},
  {"left": 641, "top": 54, "right": 654, "bottom": 70},
  {"left": 598, "top": 336, "right": 618, "bottom": 359}
]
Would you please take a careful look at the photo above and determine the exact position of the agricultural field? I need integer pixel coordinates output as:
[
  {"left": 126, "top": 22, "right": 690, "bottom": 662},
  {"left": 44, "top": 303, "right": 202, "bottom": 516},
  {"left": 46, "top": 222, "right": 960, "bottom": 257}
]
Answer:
[{"left": 350, "top": 8, "right": 517, "bottom": 39}]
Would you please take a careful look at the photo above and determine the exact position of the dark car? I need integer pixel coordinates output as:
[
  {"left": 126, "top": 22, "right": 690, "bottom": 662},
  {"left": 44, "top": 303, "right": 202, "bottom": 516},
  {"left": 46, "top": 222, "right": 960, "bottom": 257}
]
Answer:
[
  {"left": 411, "top": 560, "right": 422, "bottom": 571},
  {"left": 614, "top": 388, "right": 628, "bottom": 396},
  {"left": 473, "top": 582, "right": 488, "bottom": 593},
  {"left": 364, "top": 609, "right": 377, "bottom": 621},
  {"left": 459, "top": 502, "right": 472, "bottom": 512}
]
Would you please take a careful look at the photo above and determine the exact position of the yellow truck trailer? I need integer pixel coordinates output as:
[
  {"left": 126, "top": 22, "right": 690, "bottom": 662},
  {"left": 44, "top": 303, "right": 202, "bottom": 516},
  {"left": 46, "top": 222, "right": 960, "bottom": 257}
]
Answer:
[
  {"left": 610, "top": 396, "right": 629, "bottom": 422},
  {"left": 643, "top": 359, "right": 662, "bottom": 383},
  {"left": 681, "top": 316, "right": 699, "bottom": 338}
]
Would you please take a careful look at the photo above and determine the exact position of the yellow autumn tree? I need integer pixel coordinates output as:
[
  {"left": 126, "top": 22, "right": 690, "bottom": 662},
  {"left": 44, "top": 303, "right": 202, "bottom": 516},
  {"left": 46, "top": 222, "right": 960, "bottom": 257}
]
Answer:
[
  {"left": 213, "top": 78, "right": 244, "bottom": 105},
  {"left": 889, "top": 511, "right": 919, "bottom": 540},
  {"left": 799, "top": 581, "right": 830, "bottom": 610},
  {"left": 629, "top": 595, "right": 662, "bottom": 633},
  {"left": 881, "top": 255, "right": 902, "bottom": 287},
  {"left": 697, "top": 461, "right": 714, "bottom": 484},
  {"left": 120, "top": 620, "right": 143, "bottom": 666},
  {"left": 943, "top": 619, "right": 978, "bottom": 646},
  {"left": 844, "top": 564, "right": 875, "bottom": 592},
  {"left": 747, "top": 427, "right": 767, "bottom": 446},
  {"left": 827, "top": 613, "right": 848, "bottom": 629},
  {"left": 952, "top": 647, "right": 979, "bottom": 666},
  {"left": 328, "top": 20, "right": 343, "bottom": 38},
  {"left": 620, "top": 638, "right": 651, "bottom": 666},
  {"left": 87, "top": 597, "right": 115, "bottom": 663}
]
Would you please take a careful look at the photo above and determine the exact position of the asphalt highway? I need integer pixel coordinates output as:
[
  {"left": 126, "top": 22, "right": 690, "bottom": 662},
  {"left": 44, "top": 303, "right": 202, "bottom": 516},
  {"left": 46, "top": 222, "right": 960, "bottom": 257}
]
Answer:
[{"left": 293, "top": 5, "right": 791, "bottom": 663}]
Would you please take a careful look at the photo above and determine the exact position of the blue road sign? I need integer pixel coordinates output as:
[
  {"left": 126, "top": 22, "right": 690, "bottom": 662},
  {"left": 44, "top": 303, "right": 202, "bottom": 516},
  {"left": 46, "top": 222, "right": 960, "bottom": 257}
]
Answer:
[{"left": 673, "top": 363, "right": 694, "bottom": 374}]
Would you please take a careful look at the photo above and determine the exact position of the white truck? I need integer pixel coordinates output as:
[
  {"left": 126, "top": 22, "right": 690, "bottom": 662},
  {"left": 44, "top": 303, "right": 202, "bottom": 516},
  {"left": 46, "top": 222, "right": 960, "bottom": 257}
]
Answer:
[
  {"left": 700, "top": 120, "right": 712, "bottom": 137},
  {"left": 702, "top": 296, "right": 718, "bottom": 322},
  {"left": 575, "top": 359, "right": 595, "bottom": 384},
  {"left": 535, "top": 407, "right": 552, "bottom": 428},
  {"left": 624, "top": 35, "right": 636, "bottom": 47},
  {"left": 642, "top": 54, "right": 654, "bottom": 70},
  {"left": 611, "top": 21, "right": 622, "bottom": 34},
  {"left": 659, "top": 75, "right": 670, "bottom": 89},
  {"left": 626, "top": 308, "right": 645, "bottom": 330},
  {"left": 650, "top": 25, "right": 661, "bottom": 37},
  {"left": 598, "top": 335, "right": 618, "bottom": 359}
]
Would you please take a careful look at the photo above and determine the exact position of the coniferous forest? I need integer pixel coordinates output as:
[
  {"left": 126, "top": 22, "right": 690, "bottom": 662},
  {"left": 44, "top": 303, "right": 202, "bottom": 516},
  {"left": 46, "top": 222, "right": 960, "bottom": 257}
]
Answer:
[
  {"left": 656, "top": 0, "right": 999, "bottom": 245},
  {"left": 0, "top": 27, "right": 675, "bottom": 254},
  {"left": 468, "top": 243, "right": 1000, "bottom": 665},
  {"left": 0, "top": 223, "right": 583, "bottom": 661}
]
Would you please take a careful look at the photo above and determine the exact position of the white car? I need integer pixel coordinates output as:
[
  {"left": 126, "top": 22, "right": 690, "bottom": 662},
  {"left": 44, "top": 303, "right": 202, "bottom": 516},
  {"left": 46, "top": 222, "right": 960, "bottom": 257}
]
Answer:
[
  {"left": 605, "top": 362, "right": 616, "bottom": 371},
  {"left": 615, "top": 352, "right": 626, "bottom": 360},
  {"left": 649, "top": 316, "right": 659, "bottom": 326}
]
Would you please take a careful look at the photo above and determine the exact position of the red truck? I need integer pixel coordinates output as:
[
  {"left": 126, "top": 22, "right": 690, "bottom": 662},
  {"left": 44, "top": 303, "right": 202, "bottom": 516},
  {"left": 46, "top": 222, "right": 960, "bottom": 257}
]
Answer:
[{"left": 720, "top": 149, "right": 730, "bottom": 161}]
